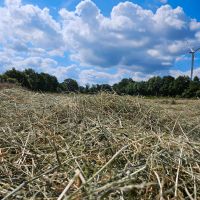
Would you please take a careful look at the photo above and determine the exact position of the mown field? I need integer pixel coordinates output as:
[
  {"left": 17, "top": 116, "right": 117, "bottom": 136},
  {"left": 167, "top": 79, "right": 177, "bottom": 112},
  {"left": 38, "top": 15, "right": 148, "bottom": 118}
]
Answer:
[{"left": 0, "top": 88, "right": 200, "bottom": 200}]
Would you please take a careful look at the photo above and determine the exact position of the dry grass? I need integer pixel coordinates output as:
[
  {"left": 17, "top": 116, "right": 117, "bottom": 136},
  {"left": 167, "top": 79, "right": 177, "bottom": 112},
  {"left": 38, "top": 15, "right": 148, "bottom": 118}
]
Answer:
[
  {"left": 0, "top": 83, "right": 18, "bottom": 90},
  {"left": 0, "top": 88, "right": 200, "bottom": 200}
]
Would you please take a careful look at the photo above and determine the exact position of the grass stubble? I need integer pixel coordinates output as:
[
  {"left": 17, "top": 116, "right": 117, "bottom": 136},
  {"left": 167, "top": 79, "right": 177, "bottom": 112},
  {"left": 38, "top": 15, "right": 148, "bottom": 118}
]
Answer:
[{"left": 0, "top": 88, "right": 200, "bottom": 199}]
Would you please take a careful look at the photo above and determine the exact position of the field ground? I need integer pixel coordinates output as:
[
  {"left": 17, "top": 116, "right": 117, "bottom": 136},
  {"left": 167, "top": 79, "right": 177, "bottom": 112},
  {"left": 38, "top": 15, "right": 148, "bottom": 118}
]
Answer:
[
  {"left": 0, "top": 88, "right": 200, "bottom": 199},
  {"left": 0, "top": 83, "right": 18, "bottom": 90}
]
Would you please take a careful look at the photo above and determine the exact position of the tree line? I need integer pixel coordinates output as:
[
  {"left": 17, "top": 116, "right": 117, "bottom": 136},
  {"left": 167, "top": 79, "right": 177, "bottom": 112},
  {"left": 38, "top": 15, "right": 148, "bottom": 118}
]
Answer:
[{"left": 1, "top": 68, "right": 200, "bottom": 98}]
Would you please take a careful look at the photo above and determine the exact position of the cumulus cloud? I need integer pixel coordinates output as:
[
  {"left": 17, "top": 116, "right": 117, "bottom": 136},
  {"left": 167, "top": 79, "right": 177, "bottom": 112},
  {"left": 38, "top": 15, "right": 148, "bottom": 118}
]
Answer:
[
  {"left": 170, "top": 67, "right": 200, "bottom": 78},
  {"left": 0, "top": 0, "right": 200, "bottom": 84},
  {"left": 0, "top": 0, "right": 66, "bottom": 78},
  {"left": 1, "top": 0, "right": 63, "bottom": 49},
  {"left": 5, "top": 0, "right": 21, "bottom": 7},
  {"left": 78, "top": 67, "right": 157, "bottom": 85},
  {"left": 78, "top": 68, "right": 129, "bottom": 85},
  {"left": 60, "top": 1, "right": 200, "bottom": 73}
]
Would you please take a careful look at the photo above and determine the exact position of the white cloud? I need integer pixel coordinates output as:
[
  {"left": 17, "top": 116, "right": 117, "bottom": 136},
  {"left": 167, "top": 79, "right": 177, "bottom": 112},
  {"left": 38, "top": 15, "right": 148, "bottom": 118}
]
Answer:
[
  {"left": 0, "top": 0, "right": 66, "bottom": 78},
  {"left": 78, "top": 68, "right": 128, "bottom": 85},
  {"left": 47, "top": 65, "right": 75, "bottom": 81},
  {"left": 190, "top": 19, "right": 200, "bottom": 31},
  {"left": 5, "top": 0, "right": 21, "bottom": 7},
  {"left": 0, "top": 0, "right": 200, "bottom": 84},
  {"left": 0, "top": 0, "right": 63, "bottom": 53},
  {"left": 78, "top": 67, "right": 156, "bottom": 85},
  {"left": 60, "top": 1, "right": 199, "bottom": 73}
]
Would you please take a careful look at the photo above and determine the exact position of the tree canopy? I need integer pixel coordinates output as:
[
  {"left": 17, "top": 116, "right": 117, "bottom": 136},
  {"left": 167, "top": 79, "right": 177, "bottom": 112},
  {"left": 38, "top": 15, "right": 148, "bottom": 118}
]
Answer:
[{"left": 1, "top": 68, "right": 200, "bottom": 98}]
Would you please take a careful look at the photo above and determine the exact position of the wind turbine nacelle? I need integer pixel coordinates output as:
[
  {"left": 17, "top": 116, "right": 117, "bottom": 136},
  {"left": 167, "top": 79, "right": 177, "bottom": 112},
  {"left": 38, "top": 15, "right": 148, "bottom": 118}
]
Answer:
[{"left": 189, "top": 48, "right": 195, "bottom": 54}]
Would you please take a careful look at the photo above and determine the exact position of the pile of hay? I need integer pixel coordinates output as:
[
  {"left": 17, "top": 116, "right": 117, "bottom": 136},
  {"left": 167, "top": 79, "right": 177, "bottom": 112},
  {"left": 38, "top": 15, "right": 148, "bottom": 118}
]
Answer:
[{"left": 0, "top": 88, "right": 199, "bottom": 199}]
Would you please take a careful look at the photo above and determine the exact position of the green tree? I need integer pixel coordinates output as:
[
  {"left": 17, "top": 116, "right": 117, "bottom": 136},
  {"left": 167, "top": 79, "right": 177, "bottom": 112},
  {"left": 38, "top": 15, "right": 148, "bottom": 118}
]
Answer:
[
  {"left": 5, "top": 68, "right": 28, "bottom": 87},
  {"left": 136, "top": 82, "right": 148, "bottom": 96},
  {"left": 39, "top": 73, "right": 59, "bottom": 92},
  {"left": 160, "top": 76, "right": 175, "bottom": 96},
  {"left": 126, "top": 82, "right": 136, "bottom": 95},
  {"left": 98, "top": 84, "right": 112, "bottom": 92},
  {"left": 60, "top": 78, "right": 79, "bottom": 92},
  {"left": 147, "top": 76, "right": 162, "bottom": 96},
  {"left": 24, "top": 69, "right": 40, "bottom": 90},
  {"left": 23, "top": 69, "right": 59, "bottom": 92},
  {"left": 182, "top": 76, "right": 200, "bottom": 98},
  {"left": 85, "top": 84, "right": 90, "bottom": 93},
  {"left": 79, "top": 86, "right": 85, "bottom": 93},
  {"left": 113, "top": 78, "right": 134, "bottom": 94},
  {"left": 173, "top": 76, "right": 190, "bottom": 96},
  {"left": 0, "top": 74, "right": 9, "bottom": 82}
]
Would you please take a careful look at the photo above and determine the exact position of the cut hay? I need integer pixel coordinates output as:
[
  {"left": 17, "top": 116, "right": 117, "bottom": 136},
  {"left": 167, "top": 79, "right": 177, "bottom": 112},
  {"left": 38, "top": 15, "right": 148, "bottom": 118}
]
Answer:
[{"left": 0, "top": 88, "right": 200, "bottom": 199}]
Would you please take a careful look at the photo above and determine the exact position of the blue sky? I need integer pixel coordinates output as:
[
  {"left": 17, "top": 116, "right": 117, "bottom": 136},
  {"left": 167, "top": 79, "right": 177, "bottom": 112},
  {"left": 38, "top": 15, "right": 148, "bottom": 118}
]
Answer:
[
  {"left": 22, "top": 0, "right": 200, "bottom": 20},
  {"left": 0, "top": 0, "right": 200, "bottom": 85}
]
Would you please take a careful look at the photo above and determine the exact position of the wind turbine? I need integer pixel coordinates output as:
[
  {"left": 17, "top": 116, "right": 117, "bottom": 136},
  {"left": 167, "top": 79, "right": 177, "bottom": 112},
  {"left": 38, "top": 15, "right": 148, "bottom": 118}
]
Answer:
[{"left": 189, "top": 47, "right": 200, "bottom": 80}]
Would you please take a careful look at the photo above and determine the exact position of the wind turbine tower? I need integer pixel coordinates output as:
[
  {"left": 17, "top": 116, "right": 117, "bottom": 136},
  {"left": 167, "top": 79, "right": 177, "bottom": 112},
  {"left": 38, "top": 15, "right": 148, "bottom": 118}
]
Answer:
[{"left": 189, "top": 47, "right": 200, "bottom": 80}]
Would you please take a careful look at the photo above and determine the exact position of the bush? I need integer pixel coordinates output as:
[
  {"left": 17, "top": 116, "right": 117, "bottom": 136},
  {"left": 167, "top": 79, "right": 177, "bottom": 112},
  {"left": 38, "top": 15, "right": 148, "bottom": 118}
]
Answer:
[{"left": 7, "top": 78, "right": 18, "bottom": 84}]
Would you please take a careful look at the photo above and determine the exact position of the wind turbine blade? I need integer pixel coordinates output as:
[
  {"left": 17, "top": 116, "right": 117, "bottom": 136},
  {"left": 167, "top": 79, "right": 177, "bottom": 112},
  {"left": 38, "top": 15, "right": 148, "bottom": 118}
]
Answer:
[
  {"left": 186, "top": 40, "right": 194, "bottom": 52},
  {"left": 177, "top": 54, "right": 188, "bottom": 60},
  {"left": 185, "top": 40, "right": 198, "bottom": 53},
  {"left": 195, "top": 47, "right": 200, "bottom": 52}
]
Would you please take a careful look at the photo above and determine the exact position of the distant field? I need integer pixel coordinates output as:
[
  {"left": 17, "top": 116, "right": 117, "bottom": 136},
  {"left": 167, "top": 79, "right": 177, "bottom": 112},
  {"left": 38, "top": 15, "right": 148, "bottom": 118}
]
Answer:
[
  {"left": 0, "top": 83, "right": 18, "bottom": 90},
  {"left": 0, "top": 88, "right": 200, "bottom": 199}
]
